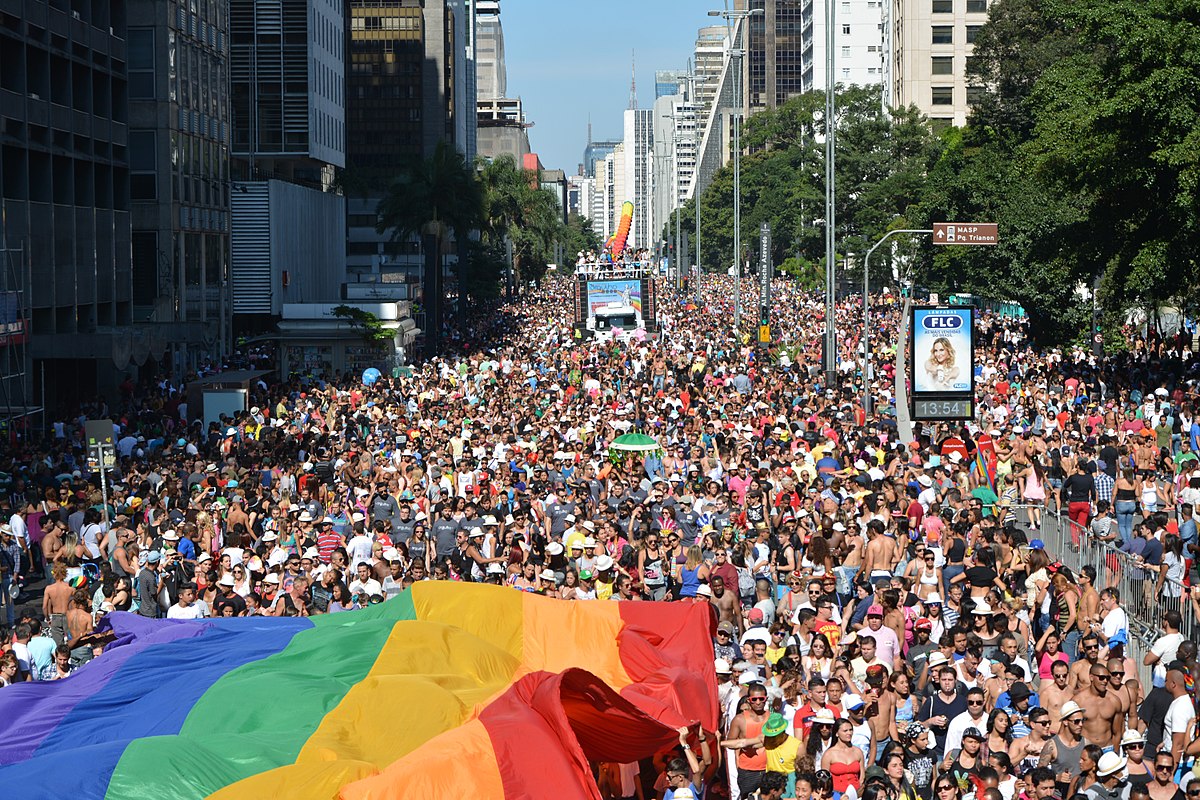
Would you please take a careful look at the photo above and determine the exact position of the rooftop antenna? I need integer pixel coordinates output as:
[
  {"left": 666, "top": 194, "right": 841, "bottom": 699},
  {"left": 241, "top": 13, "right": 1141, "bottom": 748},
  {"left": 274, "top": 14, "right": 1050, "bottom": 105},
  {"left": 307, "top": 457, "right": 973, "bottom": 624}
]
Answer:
[
  {"left": 629, "top": 49, "right": 637, "bottom": 109},
  {"left": 587, "top": 114, "right": 592, "bottom": 145}
]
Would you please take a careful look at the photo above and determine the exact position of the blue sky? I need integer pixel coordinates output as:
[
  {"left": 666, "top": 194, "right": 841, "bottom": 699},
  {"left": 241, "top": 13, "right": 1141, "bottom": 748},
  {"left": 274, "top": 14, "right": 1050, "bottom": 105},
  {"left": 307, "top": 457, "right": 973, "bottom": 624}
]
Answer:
[{"left": 500, "top": 0, "right": 715, "bottom": 174}]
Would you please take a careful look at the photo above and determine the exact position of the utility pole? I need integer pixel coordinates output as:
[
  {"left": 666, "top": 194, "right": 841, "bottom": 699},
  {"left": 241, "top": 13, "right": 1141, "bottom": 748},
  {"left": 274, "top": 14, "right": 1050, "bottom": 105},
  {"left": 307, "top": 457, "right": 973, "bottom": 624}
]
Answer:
[
  {"left": 823, "top": 0, "right": 838, "bottom": 386},
  {"left": 710, "top": 4, "right": 763, "bottom": 339},
  {"left": 861, "top": 228, "right": 933, "bottom": 417}
]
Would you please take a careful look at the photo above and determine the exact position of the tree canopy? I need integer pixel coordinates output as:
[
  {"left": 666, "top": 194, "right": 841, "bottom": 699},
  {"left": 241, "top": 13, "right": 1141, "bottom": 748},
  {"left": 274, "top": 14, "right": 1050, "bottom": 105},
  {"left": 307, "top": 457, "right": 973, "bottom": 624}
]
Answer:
[{"left": 684, "top": 0, "right": 1199, "bottom": 344}]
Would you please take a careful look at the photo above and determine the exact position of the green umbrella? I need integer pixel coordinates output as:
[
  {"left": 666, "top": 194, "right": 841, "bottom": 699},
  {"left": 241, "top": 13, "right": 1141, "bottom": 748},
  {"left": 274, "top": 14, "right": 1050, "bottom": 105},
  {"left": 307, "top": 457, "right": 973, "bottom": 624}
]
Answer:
[{"left": 608, "top": 433, "right": 660, "bottom": 453}]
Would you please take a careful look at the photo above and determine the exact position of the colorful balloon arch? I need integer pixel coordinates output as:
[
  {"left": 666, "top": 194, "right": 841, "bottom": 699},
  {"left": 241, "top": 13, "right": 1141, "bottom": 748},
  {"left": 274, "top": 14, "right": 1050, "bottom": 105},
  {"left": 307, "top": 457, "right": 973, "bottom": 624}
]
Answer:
[{"left": 0, "top": 582, "right": 717, "bottom": 799}]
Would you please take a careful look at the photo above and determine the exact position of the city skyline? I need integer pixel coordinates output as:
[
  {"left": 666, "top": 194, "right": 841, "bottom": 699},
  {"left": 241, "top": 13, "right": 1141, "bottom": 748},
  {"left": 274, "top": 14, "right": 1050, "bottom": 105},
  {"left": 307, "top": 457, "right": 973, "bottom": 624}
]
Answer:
[{"left": 500, "top": 0, "right": 703, "bottom": 174}]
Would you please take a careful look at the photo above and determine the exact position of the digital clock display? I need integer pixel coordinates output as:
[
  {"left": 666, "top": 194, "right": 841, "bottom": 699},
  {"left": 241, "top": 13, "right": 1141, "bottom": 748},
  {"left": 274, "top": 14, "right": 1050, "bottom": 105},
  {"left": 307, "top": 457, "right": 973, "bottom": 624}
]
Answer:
[{"left": 912, "top": 399, "right": 974, "bottom": 420}]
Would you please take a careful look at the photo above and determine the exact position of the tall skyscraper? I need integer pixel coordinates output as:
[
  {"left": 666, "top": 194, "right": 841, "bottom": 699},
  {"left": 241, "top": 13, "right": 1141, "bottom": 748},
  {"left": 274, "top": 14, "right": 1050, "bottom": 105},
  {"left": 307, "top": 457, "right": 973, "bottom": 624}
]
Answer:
[
  {"left": 128, "top": 0, "right": 233, "bottom": 370},
  {"left": 230, "top": 0, "right": 345, "bottom": 186},
  {"left": 652, "top": 91, "right": 698, "bottom": 258},
  {"left": 229, "top": 0, "right": 346, "bottom": 323},
  {"left": 745, "top": 0, "right": 884, "bottom": 114},
  {"left": 475, "top": 0, "right": 529, "bottom": 161},
  {"left": 889, "top": 0, "right": 991, "bottom": 127},
  {"left": 343, "top": 0, "right": 475, "bottom": 278},
  {"left": 0, "top": 0, "right": 134, "bottom": 399},
  {"left": 693, "top": 26, "right": 728, "bottom": 121},
  {"left": 621, "top": 108, "right": 653, "bottom": 250}
]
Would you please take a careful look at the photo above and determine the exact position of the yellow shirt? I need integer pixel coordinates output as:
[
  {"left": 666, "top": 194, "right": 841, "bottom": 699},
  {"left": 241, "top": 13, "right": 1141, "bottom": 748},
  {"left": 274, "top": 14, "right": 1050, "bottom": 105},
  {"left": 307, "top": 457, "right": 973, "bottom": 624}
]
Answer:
[
  {"left": 765, "top": 735, "right": 800, "bottom": 774},
  {"left": 765, "top": 645, "right": 787, "bottom": 665},
  {"left": 596, "top": 578, "right": 614, "bottom": 601}
]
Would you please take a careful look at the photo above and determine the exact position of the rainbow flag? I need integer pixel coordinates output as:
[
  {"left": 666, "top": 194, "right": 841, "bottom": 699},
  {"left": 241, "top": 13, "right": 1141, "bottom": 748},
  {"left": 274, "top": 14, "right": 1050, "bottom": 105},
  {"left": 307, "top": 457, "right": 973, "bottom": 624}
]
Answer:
[
  {"left": 970, "top": 448, "right": 996, "bottom": 493},
  {"left": 0, "top": 583, "right": 717, "bottom": 799}
]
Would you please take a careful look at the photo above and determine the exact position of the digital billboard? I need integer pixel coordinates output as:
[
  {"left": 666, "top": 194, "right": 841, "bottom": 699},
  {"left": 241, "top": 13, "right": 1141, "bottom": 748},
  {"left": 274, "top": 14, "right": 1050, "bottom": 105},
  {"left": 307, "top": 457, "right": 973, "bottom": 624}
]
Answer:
[{"left": 911, "top": 307, "right": 974, "bottom": 396}]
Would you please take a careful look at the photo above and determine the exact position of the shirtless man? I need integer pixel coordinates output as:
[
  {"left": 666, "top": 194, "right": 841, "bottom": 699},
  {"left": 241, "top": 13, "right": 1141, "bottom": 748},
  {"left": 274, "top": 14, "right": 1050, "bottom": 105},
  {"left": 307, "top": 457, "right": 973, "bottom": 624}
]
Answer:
[
  {"left": 66, "top": 590, "right": 93, "bottom": 642},
  {"left": 41, "top": 563, "right": 72, "bottom": 645},
  {"left": 1040, "top": 660, "right": 1075, "bottom": 734},
  {"left": 1068, "top": 633, "right": 1102, "bottom": 692},
  {"left": 1072, "top": 663, "right": 1124, "bottom": 747},
  {"left": 1106, "top": 656, "right": 1139, "bottom": 733},
  {"left": 721, "top": 684, "right": 771, "bottom": 797},
  {"left": 862, "top": 520, "right": 900, "bottom": 582},
  {"left": 39, "top": 521, "right": 64, "bottom": 577},
  {"left": 709, "top": 576, "right": 740, "bottom": 631},
  {"left": 1077, "top": 567, "right": 1100, "bottom": 639},
  {"left": 865, "top": 679, "right": 895, "bottom": 753}
]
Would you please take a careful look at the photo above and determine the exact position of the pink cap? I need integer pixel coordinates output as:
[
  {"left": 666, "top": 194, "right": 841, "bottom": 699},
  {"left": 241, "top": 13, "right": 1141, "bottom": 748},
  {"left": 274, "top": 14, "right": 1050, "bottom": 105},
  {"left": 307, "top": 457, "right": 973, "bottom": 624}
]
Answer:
[
  {"left": 867, "top": 604, "right": 884, "bottom": 616},
  {"left": 748, "top": 608, "right": 764, "bottom": 623}
]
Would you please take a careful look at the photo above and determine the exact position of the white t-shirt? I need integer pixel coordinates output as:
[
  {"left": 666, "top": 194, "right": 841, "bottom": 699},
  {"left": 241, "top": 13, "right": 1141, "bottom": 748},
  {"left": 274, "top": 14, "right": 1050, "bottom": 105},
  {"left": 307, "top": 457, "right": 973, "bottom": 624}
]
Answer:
[
  {"left": 1101, "top": 606, "right": 1129, "bottom": 645},
  {"left": 346, "top": 534, "right": 374, "bottom": 568},
  {"left": 348, "top": 577, "right": 383, "bottom": 598},
  {"left": 11, "top": 641, "right": 31, "bottom": 675},
  {"left": 1164, "top": 694, "right": 1196, "bottom": 749},
  {"left": 1150, "top": 632, "right": 1184, "bottom": 667},
  {"left": 167, "top": 602, "right": 206, "bottom": 620}
]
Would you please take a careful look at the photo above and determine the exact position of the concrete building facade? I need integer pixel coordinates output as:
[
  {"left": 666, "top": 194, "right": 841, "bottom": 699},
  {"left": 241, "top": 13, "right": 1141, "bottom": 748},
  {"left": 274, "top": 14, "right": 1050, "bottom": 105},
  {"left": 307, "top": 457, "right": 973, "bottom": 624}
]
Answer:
[
  {"left": 128, "top": 0, "right": 232, "bottom": 371},
  {"left": 693, "top": 25, "right": 728, "bottom": 122},
  {"left": 344, "top": 0, "right": 475, "bottom": 288},
  {"left": 474, "top": 0, "right": 528, "bottom": 161},
  {"left": 230, "top": 0, "right": 345, "bottom": 186},
  {"left": 0, "top": 0, "right": 136, "bottom": 398},
  {"left": 889, "top": 0, "right": 991, "bottom": 127},
  {"left": 651, "top": 93, "right": 698, "bottom": 252},
  {"left": 621, "top": 108, "right": 652, "bottom": 251}
]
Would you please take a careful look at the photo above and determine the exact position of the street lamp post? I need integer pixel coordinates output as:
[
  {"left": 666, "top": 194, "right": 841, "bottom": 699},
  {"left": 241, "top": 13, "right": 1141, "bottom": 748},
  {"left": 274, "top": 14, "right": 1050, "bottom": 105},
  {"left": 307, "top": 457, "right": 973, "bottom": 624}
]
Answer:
[
  {"left": 709, "top": 5, "right": 763, "bottom": 339},
  {"left": 861, "top": 228, "right": 932, "bottom": 417},
  {"left": 823, "top": 0, "right": 837, "bottom": 386}
]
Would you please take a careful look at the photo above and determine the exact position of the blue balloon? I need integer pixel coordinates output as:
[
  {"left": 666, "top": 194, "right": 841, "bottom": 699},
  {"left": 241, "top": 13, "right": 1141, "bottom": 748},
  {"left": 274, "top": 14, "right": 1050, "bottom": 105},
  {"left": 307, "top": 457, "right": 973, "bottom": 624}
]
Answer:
[{"left": 362, "top": 367, "right": 382, "bottom": 386}]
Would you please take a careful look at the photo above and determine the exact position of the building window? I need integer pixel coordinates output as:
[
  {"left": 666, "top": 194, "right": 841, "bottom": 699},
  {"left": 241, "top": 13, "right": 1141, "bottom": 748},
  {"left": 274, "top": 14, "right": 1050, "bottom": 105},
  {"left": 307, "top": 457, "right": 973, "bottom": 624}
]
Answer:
[
  {"left": 932, "top": 0, "right": 953, "bottom": 11},
  {"left": 966, "top": 85, "right": 985, "bottom": 106},
  {"left": 128, "top": 29, "right": 156, "bottom": 99},
  {"left": 932, "top": 26, "right": 953, "bottom": 44},
  {"left": 966, "top": 0, "right": 988, "bottom": 11},
  {"left": 932, "top": 86, "right": 954, "bottom": 105},
  {"left": 931, "top": 56, "right": 954, "bottom": 75},
  {"left": 129, "top": 130, "right": 157, "bottom": 200},
  {"left": 842, "top": 24, "right": 850, "bottom": 35},
  {"left": 966, "top": 25, "right": 983, "bottom": 43},
  {"left": 841, "top": 47, "right": 851, "bottom": 58},
  {"left": 930, "top": 117, "right": 954, "bottom": 133}
]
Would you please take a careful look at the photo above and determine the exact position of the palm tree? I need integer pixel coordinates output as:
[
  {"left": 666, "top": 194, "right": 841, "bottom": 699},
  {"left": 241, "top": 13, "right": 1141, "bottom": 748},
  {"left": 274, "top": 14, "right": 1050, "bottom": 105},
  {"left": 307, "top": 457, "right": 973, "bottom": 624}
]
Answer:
[
  {"left": 479, "top": 155, "right": 565, "bottom": 293},
  {"left": 377, "top": 141, "right": 482, "bottom": 357}
]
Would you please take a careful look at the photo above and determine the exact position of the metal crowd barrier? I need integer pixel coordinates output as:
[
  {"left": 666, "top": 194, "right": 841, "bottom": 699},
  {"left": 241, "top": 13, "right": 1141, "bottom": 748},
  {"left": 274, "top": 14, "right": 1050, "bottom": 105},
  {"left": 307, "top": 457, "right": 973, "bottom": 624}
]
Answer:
[{"left": 1007, "top": 503, "right": 1194, "bottom": 690}]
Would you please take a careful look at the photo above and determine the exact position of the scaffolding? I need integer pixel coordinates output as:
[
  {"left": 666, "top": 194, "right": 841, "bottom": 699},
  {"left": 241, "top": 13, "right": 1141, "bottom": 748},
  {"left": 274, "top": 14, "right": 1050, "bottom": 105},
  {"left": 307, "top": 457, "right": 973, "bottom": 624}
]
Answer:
[{"left": 0, "top": 244, "right": 42, "bottom": 443}]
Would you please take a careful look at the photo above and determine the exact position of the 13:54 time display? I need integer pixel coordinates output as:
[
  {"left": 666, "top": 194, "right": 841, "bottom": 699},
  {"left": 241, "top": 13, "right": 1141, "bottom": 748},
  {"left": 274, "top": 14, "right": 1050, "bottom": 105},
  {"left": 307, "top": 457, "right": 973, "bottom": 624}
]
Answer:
[{"left": 912, "top": 399, "right": 974, "bottom": 420}]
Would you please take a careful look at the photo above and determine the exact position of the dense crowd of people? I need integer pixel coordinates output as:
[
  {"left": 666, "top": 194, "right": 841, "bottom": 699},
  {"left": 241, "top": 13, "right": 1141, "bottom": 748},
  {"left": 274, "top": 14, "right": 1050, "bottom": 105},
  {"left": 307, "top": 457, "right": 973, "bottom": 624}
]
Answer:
[{"left": 1, "top": 271, "right": 1199, "bottom": 800}]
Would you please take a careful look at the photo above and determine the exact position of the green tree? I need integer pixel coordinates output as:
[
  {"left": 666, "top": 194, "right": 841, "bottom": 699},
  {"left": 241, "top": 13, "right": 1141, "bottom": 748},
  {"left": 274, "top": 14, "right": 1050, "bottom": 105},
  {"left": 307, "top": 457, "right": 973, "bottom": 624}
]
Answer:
[
  {"left": 695, "top": 85, "right": 940, "bottom": 284},
  {"left": 909, "top": 0, "right": 1200, "bottom": 341},
  {"left": 560, "top": 213, "right": 601, "bottom": 272},
  {"left": 478, "top": 155, "right": 564, "bottom": 288},
  {"left": 377, "top": 141, "right": 482, "bottom": 357}
]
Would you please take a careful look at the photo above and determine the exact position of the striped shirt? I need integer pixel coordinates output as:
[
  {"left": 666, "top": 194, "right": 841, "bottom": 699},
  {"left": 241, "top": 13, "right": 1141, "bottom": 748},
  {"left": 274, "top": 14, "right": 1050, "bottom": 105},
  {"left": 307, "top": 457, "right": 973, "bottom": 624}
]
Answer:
[{"left": 316, "top": 530, "right": 344, "bottom": 564}]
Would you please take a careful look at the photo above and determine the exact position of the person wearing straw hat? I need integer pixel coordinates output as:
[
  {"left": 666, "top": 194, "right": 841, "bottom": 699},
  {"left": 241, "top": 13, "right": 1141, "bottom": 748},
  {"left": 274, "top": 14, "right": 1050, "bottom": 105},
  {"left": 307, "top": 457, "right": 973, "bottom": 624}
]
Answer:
[
  {"left": 1040, "top": 701, "right": 1087, "bottom": 789},
  {"left": 1118, "top": 729, "right": 1153, "bottom": 787},
  {"left": 1083, "top": 751, "right": 1129, "bottom": 800}
]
